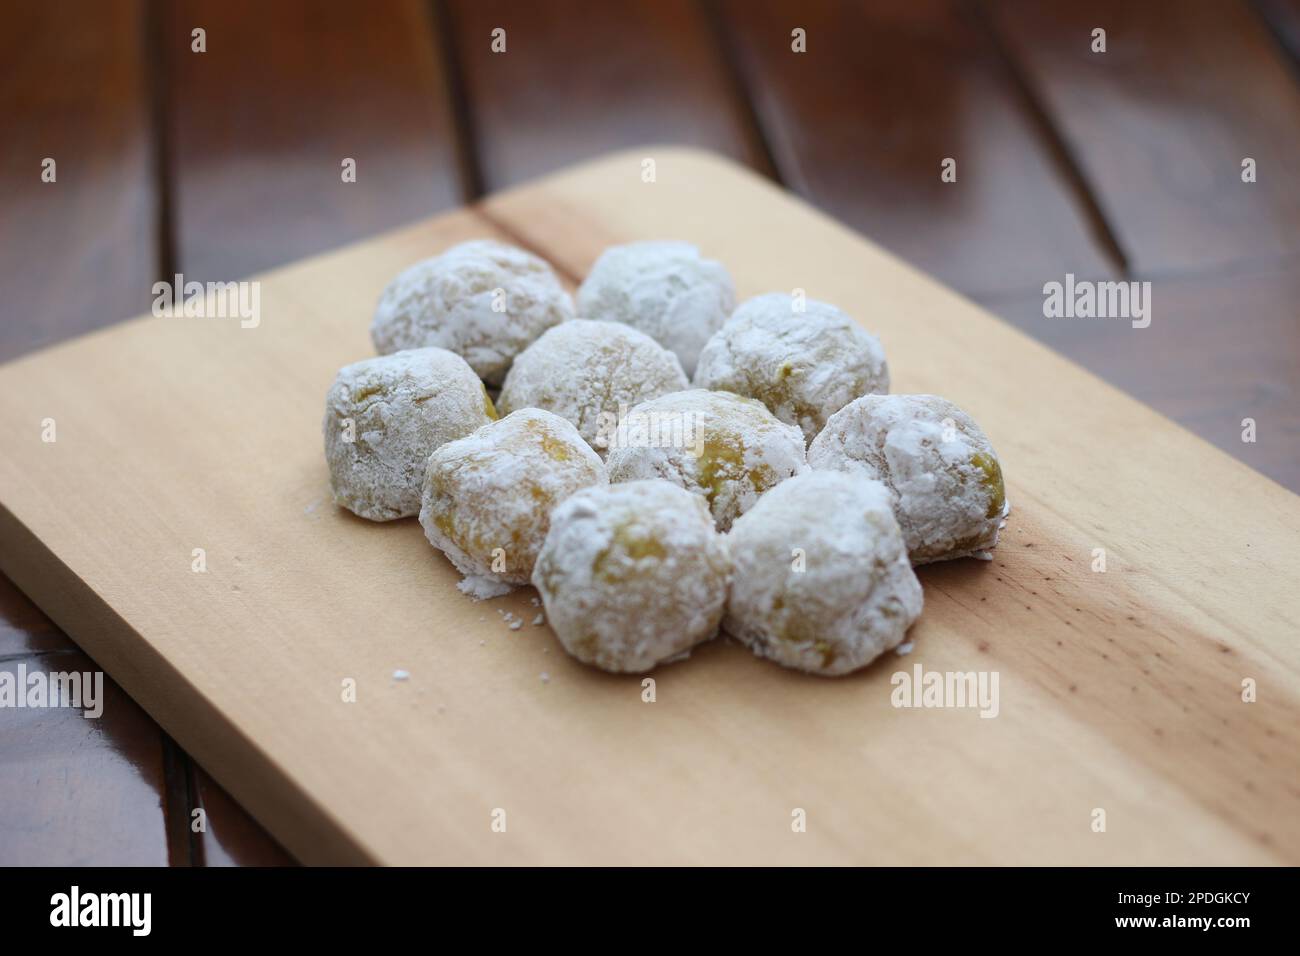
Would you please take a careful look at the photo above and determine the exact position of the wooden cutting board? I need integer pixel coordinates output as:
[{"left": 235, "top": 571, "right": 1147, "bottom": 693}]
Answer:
[{"left": 1, "top": 149, "right": 1297, "bottom": 865}]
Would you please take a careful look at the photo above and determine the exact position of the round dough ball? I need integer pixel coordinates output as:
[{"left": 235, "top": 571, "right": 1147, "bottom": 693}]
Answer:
[
  {"left": 808, "top": 394, "right": 1008, "bottom": 564},
  {"left": 371, "top": 239, "right": 574, "bottom": 385},
  {"left": 605, "top": 389, "right": 807, "bottom": 531},
  {"left": 419, "top": 408, "right": 606, "bottom": 593},
  {"left": 576, "top": 241, "right": 734, "bottom": 377},
  {"left": 694, "top": 293, "right": 889, "bottom": 443},
  {"left": 323, "top": 348, "right": 497, "bottom": 521},
  {"left": 497, "top": 319, "right": 687, "bottom": 454},
  {"left": 533, "top": 480, "right": 731, "bottom": 673},
  {"left": 725, "top": 471, "right": 922, "bottom": 676}
]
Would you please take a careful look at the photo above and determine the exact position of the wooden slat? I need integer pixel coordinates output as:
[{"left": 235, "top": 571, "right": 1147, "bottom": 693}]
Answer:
[
  {"left": 445, "top": 0, "right": 768, "bottom": 189},
  {"left": 0, "top": 0, "right": 156, "bottom": 361},
  {"left": 1256, "top": 0, "right": 1300, "bottom": 64},
  {"left": 0, "top": 573, "right": 71, "bottom": 656},
  {"left": 0, "top": 0, "right": 173, "bottom": 867},
  {"left": 990, "top": 0, "right": 1300, "bottom": 274},
  {"left": 162, "top": 0, "right": 464, "bottom": 281},
  {"left": 191, "top": 764, "right": 295, "bottom": 865},
  {"left": 0, "top": 153, "right": 1296, "bottom": 864},
  {"left": 981, "top": 257, "right": 1300, "bottom": 493},
  {"left": 715, "top": 0, "right": 1117, "bottom": 297},
  {"left": 0, "top": 651, "right": 170, "bottom": 866}
]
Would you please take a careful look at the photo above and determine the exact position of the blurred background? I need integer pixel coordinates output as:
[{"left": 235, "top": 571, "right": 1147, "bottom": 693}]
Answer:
[{"left": 2, "top": 0, "right": 1298, "bottom": 865}]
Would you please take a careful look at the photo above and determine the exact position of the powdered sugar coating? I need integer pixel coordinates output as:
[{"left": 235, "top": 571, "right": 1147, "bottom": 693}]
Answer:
[
  {"left": 323, "top": 348, "right": 496, "bottom": 521},
  {"left": 497, "top": 319, "right": 688, "bottom": 454},
  {"left": 808, "top": 394, "right": 1009, "bottom": 564},
  {"left": 694, "top": 293, "right": 890, "bottom": 443},
  {"left": 533, "top": 480, "right": 731, "bottom": 673},
  {"left": 725, "top": 471, "right": 922, "bottom": 676},
  {"left": 576, "top": 241, "right": 735, "bottom": 377},
  {"left": 371, "top": 240, "right": 574, "bottom": 385},
  {"left": 419, "top": 408, "right": 607, "bottom": 588},
  {"left": 605, "top": 389, "right": 807, "bottom": 531}
]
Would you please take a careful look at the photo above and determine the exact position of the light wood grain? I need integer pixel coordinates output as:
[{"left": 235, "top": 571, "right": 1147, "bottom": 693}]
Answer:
[{"left": 0, "top": 149, "right": 1296, "bottom": 864}]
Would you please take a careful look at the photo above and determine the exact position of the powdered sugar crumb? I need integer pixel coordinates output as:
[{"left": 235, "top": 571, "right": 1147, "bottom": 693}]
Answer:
[
  {"left": 498, "top": 608, "right": 527, "bottom": 631},
  {"left": 458, "top": 574, "right": 514, "bottom": 601}
]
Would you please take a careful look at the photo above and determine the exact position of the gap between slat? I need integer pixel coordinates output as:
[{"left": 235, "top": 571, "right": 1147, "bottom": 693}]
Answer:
[{"left": 970, "top": 0, "right": 1131, "bottom": 278}]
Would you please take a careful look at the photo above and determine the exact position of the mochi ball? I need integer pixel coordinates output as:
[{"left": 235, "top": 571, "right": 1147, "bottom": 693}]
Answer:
[
  {"left": 694, "top": 292, "right": 890, "bottom": 443},
  {"left": 371, "top": 239, "right": 574, "bottom": 385},
  {"left": 419, "top": 408, "right": 606, "bottom": 597},
  {"left": 497, "top": 319, "right": 687, "bottom": 455},
  {"left": 808, "top": 394, "right": 1008, "bottom": 564},
  {"left": 533, "top": 479, "right": 731, "bottom": 673},
  {"left": 725, "top": 470, "right": 923, "bottom": 676},
  {"left": 323, "top": 348, "right": 496, "bottom": 521},
  {"left": 576, "top": 241, "right": 734, "bottom": 377},
  {"left": 604, "top": 388, "right": 807, "bottom": 531}
]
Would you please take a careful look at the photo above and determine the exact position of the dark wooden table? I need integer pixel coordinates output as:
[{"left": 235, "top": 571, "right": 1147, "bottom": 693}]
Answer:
[{"left": 2, "top": 0, "right": 1297, "bottom": 865}]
